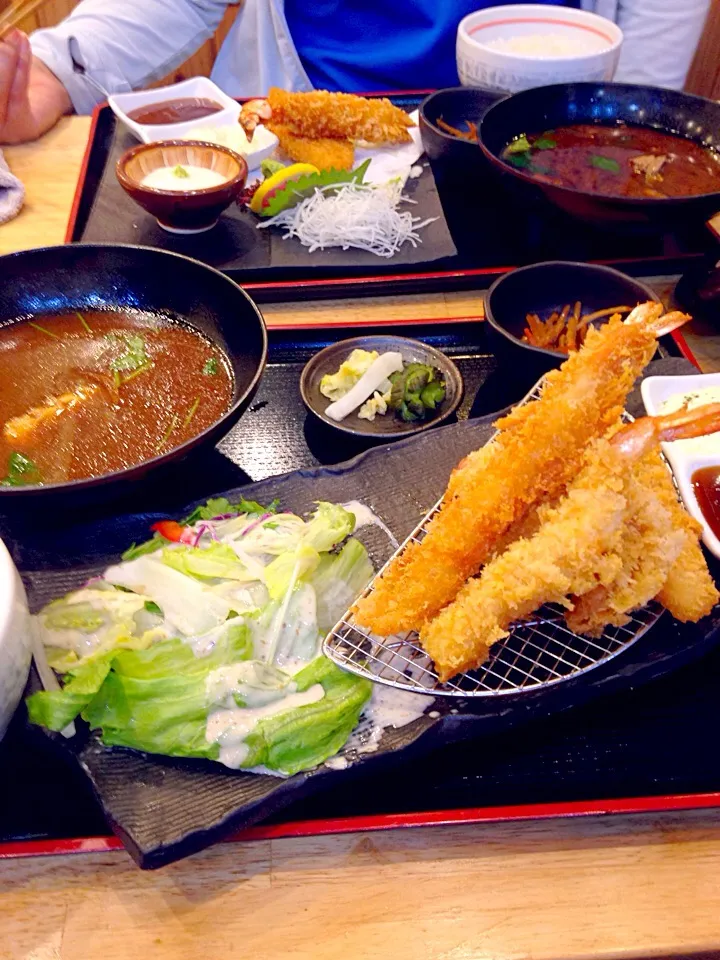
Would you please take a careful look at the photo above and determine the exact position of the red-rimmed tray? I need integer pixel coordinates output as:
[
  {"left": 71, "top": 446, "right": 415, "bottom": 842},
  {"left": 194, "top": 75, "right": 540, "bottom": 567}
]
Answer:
[
  {"left": 1, "top": 317, "right": 719, "bottom": 865},
  {"left": 65, "top": 93, "right": 718, "bottom": 303}
]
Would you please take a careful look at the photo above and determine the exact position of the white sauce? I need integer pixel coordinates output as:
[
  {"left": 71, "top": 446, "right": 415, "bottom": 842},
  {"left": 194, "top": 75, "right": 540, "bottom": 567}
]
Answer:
[
  {"left": 206, "top": 683, "right": 325, "bottom": 769},
  {"left": 365, "top": 685, "right": 429, "bottom": 729},
  {"left": 182, "top": 122, "right": 276, "bottom": 161},
  {"left": 205, "top": 660, "right": 291, "bottom": 708},
  {"left": 141, "top": 164, "right": 228, "bottom": 191},
  {"left": 324, "top": 756, "right": 350, "bottom": 770},
  {"left": 659, "top": 387, "right": 720, "bottom": 456},
  {"left": 342, "top": 500, "right": 399, "bottom": 548}
]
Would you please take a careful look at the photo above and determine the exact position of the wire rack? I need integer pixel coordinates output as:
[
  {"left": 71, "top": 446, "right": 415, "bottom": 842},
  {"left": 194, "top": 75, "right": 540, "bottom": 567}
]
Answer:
[{"left": 323, "top": 379, "right": 666, "bottom": 698}]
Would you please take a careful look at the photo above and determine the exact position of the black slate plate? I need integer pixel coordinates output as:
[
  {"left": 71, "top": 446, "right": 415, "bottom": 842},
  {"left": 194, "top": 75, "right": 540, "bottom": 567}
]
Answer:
[
  {"left": 299, "top": 335, "right": 463, "bottom": 438},
  {"left": 13, "top": 355, "right": 720, "bottom": 869}
]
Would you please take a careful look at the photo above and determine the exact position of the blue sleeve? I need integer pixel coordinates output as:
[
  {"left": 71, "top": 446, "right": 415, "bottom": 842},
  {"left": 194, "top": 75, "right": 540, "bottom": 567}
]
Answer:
[{"left": 29, "top": 0, "right": 231, "bottom": 114}]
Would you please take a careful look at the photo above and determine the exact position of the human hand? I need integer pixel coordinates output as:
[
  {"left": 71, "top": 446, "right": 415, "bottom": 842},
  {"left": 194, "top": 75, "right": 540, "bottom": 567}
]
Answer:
[{"left": 0, "top": 29, "right": 71, "bottom": 144}]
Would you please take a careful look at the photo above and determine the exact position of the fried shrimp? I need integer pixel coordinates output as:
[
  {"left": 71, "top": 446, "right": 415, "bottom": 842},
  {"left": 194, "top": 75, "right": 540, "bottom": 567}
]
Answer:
[
  {"left": 419, "top": 403, "right": 720, "bottom": 681},
  {"left": 353, "top": 304, "right": 690, "bottom": 635},
  {"left": 266, "top": 88, "right": 414, "bottom": 144},
  {"left": 564, "top": 449, "right": 686, "bottom": 636},
  {"left": 266, "top": 123, "right": 355, "bottom": 170}
]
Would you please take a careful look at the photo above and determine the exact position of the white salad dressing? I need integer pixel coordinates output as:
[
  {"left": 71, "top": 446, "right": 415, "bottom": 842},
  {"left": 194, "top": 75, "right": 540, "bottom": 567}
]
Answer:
[
  {"left": 206, "top": 683, "right": 325, "bottom": 768},
  {"left": 659, "top": 387, "right": 720, "bottom": 456},
  {"left": 141, "top": 164, "right": 228, "bottom": 191},
  {"left": 365, "top": 685, "right": 429, "bottom": 729},
  {"left": 341, "top": 500, "right": 399, "bottom": 547}
]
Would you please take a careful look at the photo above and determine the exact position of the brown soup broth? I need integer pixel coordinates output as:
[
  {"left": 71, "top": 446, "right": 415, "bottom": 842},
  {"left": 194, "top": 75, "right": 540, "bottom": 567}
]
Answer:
[
  {"left": 501, "top": 123, "right": 720, "bottom": 198},
  {"left": 0, "top": 311, "right": 234, "bottom": 485}
]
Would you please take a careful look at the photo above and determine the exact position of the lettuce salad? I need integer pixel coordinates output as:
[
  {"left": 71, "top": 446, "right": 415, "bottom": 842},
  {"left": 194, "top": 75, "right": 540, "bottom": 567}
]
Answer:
[{"left": 26, "top": 498, "right": 374, "bottom": 776}]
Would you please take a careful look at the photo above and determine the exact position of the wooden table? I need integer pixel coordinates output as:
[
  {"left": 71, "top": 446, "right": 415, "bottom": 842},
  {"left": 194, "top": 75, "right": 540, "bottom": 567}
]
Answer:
[{"left": 3, "top": 118, "right": 720, "bottom": 960}]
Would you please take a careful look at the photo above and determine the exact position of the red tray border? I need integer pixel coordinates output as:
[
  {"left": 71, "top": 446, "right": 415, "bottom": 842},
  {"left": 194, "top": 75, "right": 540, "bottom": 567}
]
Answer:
[
  {"left": 65, "top": 101, "right": 704, "bottom": 303},
  {"left": 3, "top": 791, "right": 720, "bottom": 860}
]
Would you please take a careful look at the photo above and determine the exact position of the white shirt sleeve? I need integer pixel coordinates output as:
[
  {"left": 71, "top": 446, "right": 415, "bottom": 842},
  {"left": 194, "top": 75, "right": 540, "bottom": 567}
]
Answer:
[
  {"left": 30, "top": 0, "right": 231, "bottom": 114},
  {"left": 613, "top": 0, "right": 710, "bottom": 90}
]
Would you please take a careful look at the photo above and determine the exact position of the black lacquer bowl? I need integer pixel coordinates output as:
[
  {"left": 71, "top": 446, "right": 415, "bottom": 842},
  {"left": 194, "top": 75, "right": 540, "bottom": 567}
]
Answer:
[
  {"left": 478, "top": 82, "right": 720, "bottom": 226},
  {"left": 0, "top": 244, "right": 267, "bottom": 502},
  {"left": 484, "top": 261, "right": 661, "bottom": 380}
]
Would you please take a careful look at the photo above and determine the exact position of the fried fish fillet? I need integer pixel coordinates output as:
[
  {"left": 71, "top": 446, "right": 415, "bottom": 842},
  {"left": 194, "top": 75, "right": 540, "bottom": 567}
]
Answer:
[
  {"left": 267, "top": 87, "right": 413, "bottom": 144},
  {"left": 353, "top": 305, "right": 688, "bottom": 636},
  {"left": 267, "top": 122, "right": 355, "bottom": 171}
]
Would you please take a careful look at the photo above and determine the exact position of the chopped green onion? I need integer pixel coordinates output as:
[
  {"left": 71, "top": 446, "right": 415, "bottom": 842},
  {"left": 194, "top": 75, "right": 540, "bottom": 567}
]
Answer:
[
  {"left": 29, "top": 322, "right": 60, "bottom": 340},
  {"left": 182, "top": 397, "right": 200, "bottom": 429},
  {"left": 144, "top": 600, "right": 162, "bottom": 615},
  {"left": 76, "top": 312, "right": 92, "bottom": 333},
  {"left": 533, "top": 137, "right": 557, "bottom": 150},
  {"left": 109, "top": 333, "right": 151, "bottom": 373},
  {"left": 505, "top": 135, "right": 531, "bottom": 155},
  {"left": 113, "top": 369, "right": 121, "bottom": 389},
  {"left": 156, "top": 414, "right": 180, "bottom": 452},
  {"left": 1, "top": 452, "right": 41, "bottom": 487},
  {"left": 202, "top": 357, "right": 218, "bottom": 376},
  {"left": 121, "top": 362, "right": 153, "bottom": 385},
  {"left": 590, "top": 155, "right": 621, "bottom": 173},
  {"left": 507, "top": 153, "right": 531, "bottom": 169}
]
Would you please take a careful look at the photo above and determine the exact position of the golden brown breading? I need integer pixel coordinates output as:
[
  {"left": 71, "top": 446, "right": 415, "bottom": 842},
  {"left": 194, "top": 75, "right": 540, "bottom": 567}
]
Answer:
[
  {"left": 353, "top": 307, "right": 675, "bottom": 636},
  {"left": 267, "top": 87, "right": 413, "bottom": 144},
  {"left": 267, "top": 122, "right": 355, "bottom": 171}
]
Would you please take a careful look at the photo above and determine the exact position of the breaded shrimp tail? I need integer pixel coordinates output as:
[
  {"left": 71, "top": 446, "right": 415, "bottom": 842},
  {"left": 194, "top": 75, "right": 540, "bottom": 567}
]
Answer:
[
  {"left": 353, "top": 305, "right": 688, "bottom": 636},
  {"left": 267, "top": 88, "right": 414, "bottom": 144}
]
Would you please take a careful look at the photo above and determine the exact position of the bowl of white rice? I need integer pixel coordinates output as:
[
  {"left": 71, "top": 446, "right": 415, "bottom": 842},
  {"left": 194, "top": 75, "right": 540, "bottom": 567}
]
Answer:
[{"left": 457, "top": 4, "right": 622, "bottom": 93}]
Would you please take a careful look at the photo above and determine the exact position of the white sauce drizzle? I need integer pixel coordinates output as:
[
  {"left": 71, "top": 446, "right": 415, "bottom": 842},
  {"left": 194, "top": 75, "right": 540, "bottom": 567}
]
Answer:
[
  {"left": 206, "top": 683, "right": 325, "bottom": 769},
  {"left": 365, "top": 685, "right": 429, "bottom": 729},
  {"left": 342, "top": 500, "right": 399, "bottom": 548}
]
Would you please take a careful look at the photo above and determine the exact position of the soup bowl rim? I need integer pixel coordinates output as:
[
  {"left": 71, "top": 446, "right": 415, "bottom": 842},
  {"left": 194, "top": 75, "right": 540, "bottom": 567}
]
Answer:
[
  {"left": 0, "top": 242, "right": 268, "bottom": 496},
  {"left": 478, "top": 82, "right": 720, "bottom": 206}
]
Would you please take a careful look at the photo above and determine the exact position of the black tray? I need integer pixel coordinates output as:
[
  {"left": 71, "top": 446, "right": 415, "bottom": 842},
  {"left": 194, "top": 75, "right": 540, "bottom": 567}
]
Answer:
[
  {"left": 2, "top": 321, "right": 720, "bottom": 869},
  {"left": 67, "top": 95, "right": 718, "bottom": 302}
]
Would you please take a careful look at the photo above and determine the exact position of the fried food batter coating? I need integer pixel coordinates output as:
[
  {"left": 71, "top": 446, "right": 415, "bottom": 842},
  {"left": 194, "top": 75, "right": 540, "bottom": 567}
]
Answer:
[
  {"left": 353, "top": 306, "right": 686, "bottom": 636},
  {"left": 565, "top": 449, "right": 686, "bottom": 636},
  {"left": 420, "top": 403, "right": 720, "bottom": 680},
  {"left": 420, "top": 437, "right": 629, "bottom": 681},
  {"left": 267, "top": 123, "right": 355, "bottom": 171},
  {"left": 267, "top": 88, "right": 413, "bottom": 144}
]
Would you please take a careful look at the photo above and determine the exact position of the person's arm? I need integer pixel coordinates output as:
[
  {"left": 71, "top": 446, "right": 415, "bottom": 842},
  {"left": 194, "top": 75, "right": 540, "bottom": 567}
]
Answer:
[
  {"left": 30, "top": 0, "right": 231, "bottom": 114},
  {"left": 0, "top": 30, "right": 72, "bottom": 144}
]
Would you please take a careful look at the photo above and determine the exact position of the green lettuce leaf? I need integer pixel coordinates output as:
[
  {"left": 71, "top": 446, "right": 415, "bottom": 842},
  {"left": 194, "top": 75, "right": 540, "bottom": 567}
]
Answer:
[
  {"left": 161, "top": 542, "right": 249, "bottom": 582},
  {"left": 303, "top": 502, "right": 355, "bottom": 553},
  {"left": 310, "top": 538, "right": 373, "bottom": 633},
  {"left": 26, "top": 655, "right": 114, "bottom": 731},
  {"left": 264, "top": 543, "right": 320, "bottom": 601}
]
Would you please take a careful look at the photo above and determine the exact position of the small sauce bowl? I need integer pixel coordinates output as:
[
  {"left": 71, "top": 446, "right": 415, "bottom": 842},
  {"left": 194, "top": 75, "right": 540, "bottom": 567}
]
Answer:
[{"left": 116, "top": 140, "right": 248, "bottom": 234}]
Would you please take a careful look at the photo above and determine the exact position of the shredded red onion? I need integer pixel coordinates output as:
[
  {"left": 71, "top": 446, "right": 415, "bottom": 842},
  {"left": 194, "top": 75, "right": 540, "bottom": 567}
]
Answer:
[
  {"left": 240, "top": 513, "right": 272, "bottom": 537},
  {"left": 192, "top": 522, "right": 219, "bottom": 547}
]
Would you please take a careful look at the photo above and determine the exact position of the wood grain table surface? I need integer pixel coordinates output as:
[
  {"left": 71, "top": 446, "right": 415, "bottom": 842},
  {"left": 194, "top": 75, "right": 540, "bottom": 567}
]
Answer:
[{"left": 2, "top": 117, "right": 720, "bottom": 960}]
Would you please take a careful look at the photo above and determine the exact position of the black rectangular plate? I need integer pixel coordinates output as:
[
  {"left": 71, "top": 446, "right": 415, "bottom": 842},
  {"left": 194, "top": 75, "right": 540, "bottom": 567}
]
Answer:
[
  {"left": 2, "top": 323, "right": 719, "bottom": 869},
  {"left": 67, "top": 95, "right": 717, "bottom": 302}
]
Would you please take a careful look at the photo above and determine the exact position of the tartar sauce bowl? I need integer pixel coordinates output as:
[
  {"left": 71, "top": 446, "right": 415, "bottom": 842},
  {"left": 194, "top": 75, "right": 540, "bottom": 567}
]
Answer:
[
  {"left": 0, "top": 537, "right": 31, "bottom": 741},
  {"left": 642, "top": 371, "right": 720, "bottom": 560},
  {"left": 457, "top": 4, "right": 622, "bottom": 93},
  {"left": 116, "top": 140, "right": 248, "bottom": 234}
]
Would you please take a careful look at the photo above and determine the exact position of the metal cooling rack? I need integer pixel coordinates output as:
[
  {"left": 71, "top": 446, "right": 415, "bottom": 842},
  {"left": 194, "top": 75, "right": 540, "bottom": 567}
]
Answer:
[{"left": 324, "top": 378, "right": 666, "bottom": 698}]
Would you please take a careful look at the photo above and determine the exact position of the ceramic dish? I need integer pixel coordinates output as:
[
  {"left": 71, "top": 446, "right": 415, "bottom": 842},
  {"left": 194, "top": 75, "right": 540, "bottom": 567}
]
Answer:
[
  {"left": 108, "top": 76, "right": 241, "bottom": 143},
  {"left": 300, "top": 335, "right": 463, "bottom": 439},
  {"left": 116, "top": 140, "right": 248, "bottom": 234},
  {"left": 0, "top": 538, "right": 31, "bottom": 741},
  {"left": 484, "top": 261, "right": 660, "bottom": 379},
  {"left": 456, "top": 3, "right": 622, "bottom": 93},
  {"left": 642, "top": 372, "right": 720, "bottom": 560}
]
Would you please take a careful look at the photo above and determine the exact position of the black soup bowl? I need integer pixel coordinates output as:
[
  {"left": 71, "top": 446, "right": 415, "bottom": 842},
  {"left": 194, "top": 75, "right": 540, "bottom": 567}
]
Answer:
[
  {"left": 0, "top": 244, "right": 267, "bottom": 502},
  {"left": 478, "top": 82, "right": 720, "bottom": 226},
  {"left": 485, "top": 261, "right": 661, "bottom": 381}
]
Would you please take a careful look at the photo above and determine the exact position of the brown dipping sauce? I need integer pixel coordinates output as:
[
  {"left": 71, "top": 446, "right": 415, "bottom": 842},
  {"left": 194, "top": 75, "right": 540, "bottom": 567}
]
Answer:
[
  {"left": 502, "top": 123, "right": 720, "bottom": 199},
  {"left": 127, "top": 97, "right": 224, "bottom": 125},
  {"left": 691, "top": 465, "right": 720, "bottom": 539},
  {"left": 0, "top": 311, "right": 234, "bottom": 486}
]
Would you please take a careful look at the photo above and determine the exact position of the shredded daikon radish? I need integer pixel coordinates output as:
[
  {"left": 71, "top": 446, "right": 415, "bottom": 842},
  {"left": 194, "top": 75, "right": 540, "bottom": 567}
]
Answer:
[
  {"left": 257, "top": 181, "right": 437, "bottom": 258},
  {"left": 324, "top": 352, "right": 404, "bottom": 421}
]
